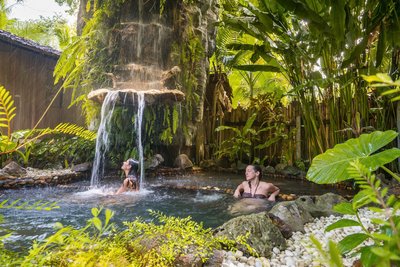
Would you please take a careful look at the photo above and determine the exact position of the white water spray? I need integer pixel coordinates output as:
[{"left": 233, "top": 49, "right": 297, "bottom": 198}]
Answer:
[
  {"left": 135, "top": 92, "right": 145, "bottom": 187},
  {"left": 90, "top": 92, "right": 119, "bottom": 187}
]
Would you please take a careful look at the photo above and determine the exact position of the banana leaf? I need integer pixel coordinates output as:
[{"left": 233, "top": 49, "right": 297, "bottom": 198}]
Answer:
[{"left": 307, "top": 130, "right": 400, "bottom": 184}]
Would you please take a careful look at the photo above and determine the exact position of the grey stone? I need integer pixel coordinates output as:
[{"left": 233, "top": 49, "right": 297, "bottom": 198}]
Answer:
[
  {"left": 0, "top": 169, "right": 13, "bottom": 180},
  {"left": 199, "top": 159, "right": 216, "bottom": 168},
  {"left": 214, "top": 212, "right": 286, "bottom": 257},
  {"left": 174, "top": 154, "right": 193, "bottom": 170},
  {"left": 275, "top": 163, "right": 287, "bottom": 173},
  {"left": 295, "top": 193, "right": 347, "bottom": 217},
  {"left": 269, "top": 201, "right": 314, "bottom": 233},
  {"left": 145, "top": 154, "right": 164, "bottom": 169},
  {"left": 204, "top": 250, "right": 225, "bottom": 267},
  {"left": 264, "top": 166, "right": 275, "bottom": 174},
  {"left": 72, "top": 162, "right": 91, "bottom": 172},
  {"left": 281, "top": 166, "right": 301, "bottom": 176},
  {"left": 2, "top": 161, "right": 26, "bottom": 177}
]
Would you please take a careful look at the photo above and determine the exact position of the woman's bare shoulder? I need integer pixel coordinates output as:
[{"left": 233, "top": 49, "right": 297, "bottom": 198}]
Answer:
[{"left": 261, "top": 181, "right": 276, "bottom": 187}]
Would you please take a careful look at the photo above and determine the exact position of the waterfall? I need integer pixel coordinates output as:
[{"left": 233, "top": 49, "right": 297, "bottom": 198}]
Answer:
[
  {"left": 86, "top": 0, "right": 186, "bottom": 189},
  {"left": 90, "top": 92, "right": 119, "bottom": 187},
  {"left": 136, "top": 0, "right": 143, "bottom": 60},
  {"left": 135, "top": 92, "right": 145, "bottom": 187}
]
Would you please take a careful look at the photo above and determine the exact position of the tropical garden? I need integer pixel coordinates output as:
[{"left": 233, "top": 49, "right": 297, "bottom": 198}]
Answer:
[{"left": 0, "top": 0, "right": 400, "bottom": 266}]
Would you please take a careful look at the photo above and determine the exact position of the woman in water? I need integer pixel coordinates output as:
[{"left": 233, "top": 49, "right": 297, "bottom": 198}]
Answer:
[
  {"left": 233, "top": 164, "right": 280, "bottom": 201},
  {"left": 116, "top": 158, "right": 140, "bottom": 194}
]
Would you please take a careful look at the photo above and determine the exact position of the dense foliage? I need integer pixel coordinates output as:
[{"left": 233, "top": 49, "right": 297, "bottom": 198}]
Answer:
[
  {"left": 217, "top": 0, "right": 400, "bottom": 163},
  {"left": 0, "top": 208, "right": 250, "bottom": 267},
  {"left": 307, "top": 130, "right": 400, "bottom": 266},
  {"left": 0, "top": 85, "right": 95, "bottom": 166}
]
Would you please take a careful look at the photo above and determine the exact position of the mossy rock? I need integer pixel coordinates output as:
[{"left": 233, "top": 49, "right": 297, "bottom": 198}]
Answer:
[{"left": 213, "top": 212, "right": 286, "bottom": 257}]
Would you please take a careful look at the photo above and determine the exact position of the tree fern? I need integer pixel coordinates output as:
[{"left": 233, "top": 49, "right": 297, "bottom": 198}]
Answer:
[{"left": 0, "top": 85, "right": 16, "bottom": 138}]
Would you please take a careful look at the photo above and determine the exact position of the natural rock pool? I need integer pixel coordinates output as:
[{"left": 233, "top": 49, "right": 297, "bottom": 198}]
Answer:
[{"left": 0, "top": 171, "right": 352, "bottom": 252}]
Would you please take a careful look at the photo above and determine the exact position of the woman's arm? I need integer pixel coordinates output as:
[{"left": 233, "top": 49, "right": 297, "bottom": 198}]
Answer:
[
  {"left": 233, "top": 183, "right": 244, "bottom": 198},
  {"left": 267, "top": 184, "right": 280, "bottom": 202}
]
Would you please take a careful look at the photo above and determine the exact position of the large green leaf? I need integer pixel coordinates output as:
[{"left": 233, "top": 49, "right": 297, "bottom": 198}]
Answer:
[
  {"left": 333, "top": 202, "right": 356, "bottom": 215},
  {"left": 338, "top": 233, "right": 369, "bottom": 254},
  {"left": 307, "top": 131, "right": 400, "bottom": 184},
  {"left": 325, "top": 219, "right": 361, "bottom": 232}
]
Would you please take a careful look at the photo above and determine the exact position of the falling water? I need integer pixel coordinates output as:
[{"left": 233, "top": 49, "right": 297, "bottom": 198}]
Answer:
[
  {"left": 135, "top": 92, "right": 145, "bottom": 187},
  {"left": 136, "top": 0, "right": 143, "bottom": 60},
  {"left": 90, "top": 92, "right": 119, "bottom": 187}
]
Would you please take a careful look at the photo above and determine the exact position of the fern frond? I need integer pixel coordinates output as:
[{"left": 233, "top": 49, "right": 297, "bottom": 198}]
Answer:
[
  {"left": 54, "top": 123, "right": 97, "bottom": 140},
  {"left": 0, "top": 86, "right": 16, "bottom": 138},
  {"left": 348, "top": 160, "right": 371, "bottom": 184},
  {"left": 0, "top": 199, "right": 59, "bottom": 210}
]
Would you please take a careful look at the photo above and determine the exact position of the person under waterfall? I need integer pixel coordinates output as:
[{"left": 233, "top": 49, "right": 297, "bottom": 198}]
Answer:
[
  {"left": 116, "top": 158, "right": 140, "bottom": 194},
  {"left": 233, "top": 164, "right": 280, "bottom": 201}
]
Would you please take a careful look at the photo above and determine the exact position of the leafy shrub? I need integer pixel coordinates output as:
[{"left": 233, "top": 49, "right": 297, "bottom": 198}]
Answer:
[
  {"left": 29, "top": 134, "right": 95, "bottom": 168},
  {"left": 0, "top": 84, "right": 96, "bottom": 167},
  {"left": 1, "top": 208, "right": 249, "bottom": 267},
  {"left": 307, "top": 130, "right": 400, "bottom": 267}
]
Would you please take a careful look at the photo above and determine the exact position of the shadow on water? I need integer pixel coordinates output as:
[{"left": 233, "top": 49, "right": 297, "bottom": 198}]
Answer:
[{"left": 0, "top": 171, "right": 353, "bottom": 252}]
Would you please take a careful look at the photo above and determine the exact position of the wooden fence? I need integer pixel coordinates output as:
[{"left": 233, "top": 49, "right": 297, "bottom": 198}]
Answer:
[{"left": 0, "top": 30, "right": 83, "bottom": 132}]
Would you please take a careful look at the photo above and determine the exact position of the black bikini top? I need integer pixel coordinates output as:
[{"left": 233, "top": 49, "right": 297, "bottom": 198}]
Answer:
[
  {"left": 240, "top": 181, "right": 267, "bottom": 199},
  {"left": 241, "top": 192, "right": 267, "bottom": 199}
]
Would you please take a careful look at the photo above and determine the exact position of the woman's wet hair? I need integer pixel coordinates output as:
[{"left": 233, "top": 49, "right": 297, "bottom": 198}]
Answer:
[
  {"left": 127, "top": 158, "right": 139, "bottom": 175},
  {"left": 250, "top": 164, "right": 263, "bottom": 179}
]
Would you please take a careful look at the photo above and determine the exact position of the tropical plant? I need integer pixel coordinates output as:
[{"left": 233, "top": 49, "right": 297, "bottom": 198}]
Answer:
[
  {"left": 53, "top": 0, "right": 126, "bottom": 122},
  {"left": 215, "top": 112, "right": 288, "bottom": 165},
  {"left": 120, "top": 209, "right": 254, "bottom": 266},
  {"left": 0, "top": 208, "right": 252, "bottom": 267},
  {"left": 29, "top": 134, "right": 95, "bottom": 168},
  {"left": 363, "top": 73, "right": 400, "bottom": 101},
  {"left": 219, "top": 0, "right": 400, "bottom": 161},
  {"left": 215, "top": 113, "right": 258, "bottom": 163},
  {"left": 307, "top": 130, "right": 400, "bottom": 184},
  {"left": 0, "top": 84, "right": 95, "bottom": 166},
  {"left": 306, "top": 130, "right": 400, "bottom": 266},
  {"left": 0, "top": 198, "right": 60, "bottom": 267}
]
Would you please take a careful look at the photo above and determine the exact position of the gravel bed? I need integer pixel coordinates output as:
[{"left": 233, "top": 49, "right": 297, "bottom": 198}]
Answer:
[{"left": 221, "top": 208, "right": 384, "bottom": 267}]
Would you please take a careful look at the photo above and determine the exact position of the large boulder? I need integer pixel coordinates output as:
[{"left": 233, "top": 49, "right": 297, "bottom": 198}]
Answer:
[
  {"left": 2, "top": 161, "right": 26, "bottom": 177},
  {"left": 269, "top": 201, "right": 314, "bottom": 233},
  {"left": 72, "top": 162, "right": 91, "bottom": 172},
  {"left": 295, "top": 193, "right": 347, "bottom": 217},
  {"left": 145, "top": 154, "right": 164, "bottom": 169},
  {"left": 214, "top": 212, "right": 286, "bottom": 257},
  {"left": 274, "top": 163, "right": 287, "bottom": 173},
  {"left": 281, "top": 165, "right": 301, "bottom": 176},
  {"left": 174, "top": 154, "right": 193, "bottom": 170}
]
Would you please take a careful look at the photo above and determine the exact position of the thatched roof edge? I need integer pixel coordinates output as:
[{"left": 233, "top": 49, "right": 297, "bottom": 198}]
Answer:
[{"left": 0, "top": 29, "right": 60, "bottom": 59}]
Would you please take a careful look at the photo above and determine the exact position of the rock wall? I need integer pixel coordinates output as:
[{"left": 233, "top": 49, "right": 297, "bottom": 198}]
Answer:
[{"left": 78, "top": 0, "right": 219, "bottom": 162}]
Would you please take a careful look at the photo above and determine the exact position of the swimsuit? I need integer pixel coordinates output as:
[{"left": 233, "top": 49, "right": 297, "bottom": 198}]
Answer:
[
  {"left": 240, "top": 181, "right": 267, "bottom": 199},
  {"left": 241, "top": 192, "right": 267, "bottom": 199}
]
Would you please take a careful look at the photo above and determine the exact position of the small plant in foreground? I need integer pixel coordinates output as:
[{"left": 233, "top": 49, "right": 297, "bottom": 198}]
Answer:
[
  {"left": 307, "top": 130, "right": 400, "bottom": 267},
  {"left": 1, "top": 208, "right": 252, "bottom": 267}
]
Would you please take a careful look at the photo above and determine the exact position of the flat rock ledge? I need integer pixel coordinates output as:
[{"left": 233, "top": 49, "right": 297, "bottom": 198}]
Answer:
[
  {"left": 0, "top": 168, "right": 86, "bottom": 189},
  {"left": 88, "top": 88, "right": 185, "bottom": 105}
]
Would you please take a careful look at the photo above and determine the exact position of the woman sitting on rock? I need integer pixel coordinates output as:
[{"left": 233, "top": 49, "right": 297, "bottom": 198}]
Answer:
[
  {"left": 233, "top": 164, "right": 280, "bottom": 201},
  {"left": 116, "top": 158, "right": 140, "bottom": 194}
]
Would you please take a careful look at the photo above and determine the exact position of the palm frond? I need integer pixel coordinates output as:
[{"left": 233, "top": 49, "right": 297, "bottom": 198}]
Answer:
[
  {"left": 0, "top": 85, "right": 16, "bottom": 138},
  {"left": 54, "top": 123, "right": 97, "bottom": 140}
]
